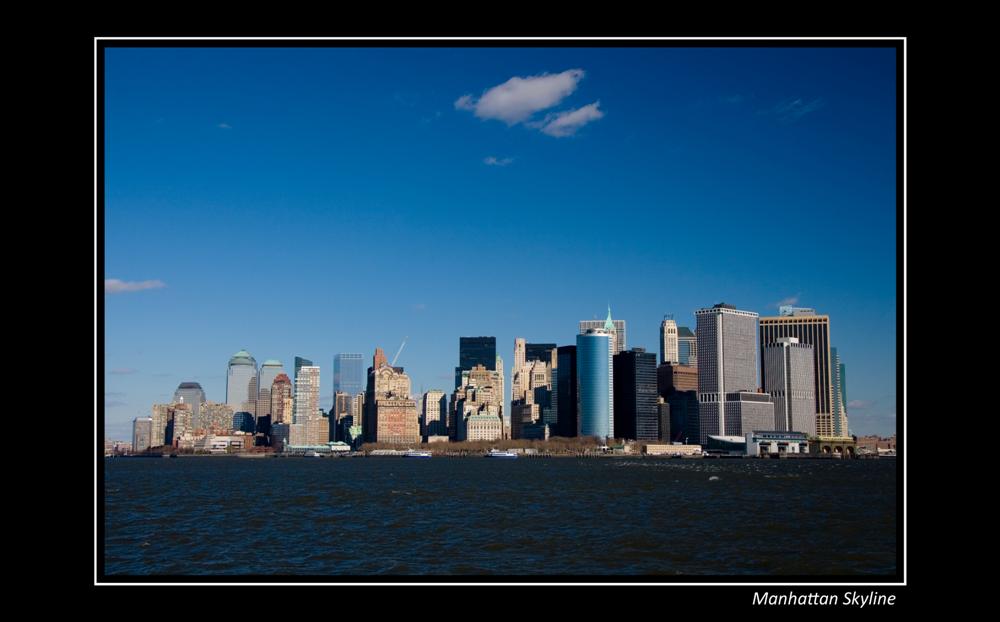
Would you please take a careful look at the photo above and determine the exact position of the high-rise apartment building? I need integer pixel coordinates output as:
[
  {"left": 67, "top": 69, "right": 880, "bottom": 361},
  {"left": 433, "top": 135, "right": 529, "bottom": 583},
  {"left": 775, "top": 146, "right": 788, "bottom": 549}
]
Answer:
[
  {"left": 613, "top": 347, "right": 659, "bottom": 441},
  {"left": 422, "top": 390, "right": 447, "bottom": 440},
  {"left": 226, "top": 350, "right": 258, "bottom": 416},
  {"left": 293, "top": 366, "right": 321, "bottom": 424},
  {"left": 294, "top": 356, "right": 313, "bottom": 381},
  {"left": 132, "top": 417, "right": 153, "bottom": 453},
  {"left": 577, "top": 328, "right": 614, "bottom": 439},
  {"left": 695, "top": 303, "right": 774, "bottom": 444},
  {"left": 270, "top": 374, "right": 293, "bottom": 424}
]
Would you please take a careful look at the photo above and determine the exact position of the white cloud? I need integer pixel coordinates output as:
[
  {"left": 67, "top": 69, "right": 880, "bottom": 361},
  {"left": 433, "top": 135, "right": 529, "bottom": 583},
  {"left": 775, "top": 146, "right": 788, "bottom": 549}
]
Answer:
[
  {"left": 774, "top": 98, "right": 825, "bottom": 121},
  {"left": 774, "top": 294, "right": 800, "bottom": 308},
  {"left": 218, "top": 122, "right": 232, "bottom": 129},
  {"left": 847, "top": 400, "right": 873, "bottom": 410},
  {"left": 484, "top": 156, "right": 514, "bottom": 167},
  {"left": 537, "top": 102, "right": 604, "bottom": 137},
  {"left": 105, "top": 279, "right": 166, "bottom": 294},
  {"left": 456, "top": 69, "right": 585, "bottom": 125},
  {"left": 109, "top": 368, "right": 137, "bottom": 375}
]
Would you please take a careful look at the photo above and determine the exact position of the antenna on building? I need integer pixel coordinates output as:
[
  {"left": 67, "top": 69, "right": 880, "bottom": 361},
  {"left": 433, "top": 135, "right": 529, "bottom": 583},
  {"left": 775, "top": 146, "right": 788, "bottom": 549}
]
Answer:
[{"left": 391, "top": 336, "right": 408, "bottom": 366}]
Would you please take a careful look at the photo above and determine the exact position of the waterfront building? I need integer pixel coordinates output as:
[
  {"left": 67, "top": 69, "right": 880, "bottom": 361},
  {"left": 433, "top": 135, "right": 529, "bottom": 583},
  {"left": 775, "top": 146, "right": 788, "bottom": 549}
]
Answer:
[
  {"left": 667, "top": 391, "right": 699, "bottom": 445},
  {"left": 759, "top": 307, "right": 836, "bottom": 436},
  {"left": 657, "top": 362, "right": 698, "bottom": 397},
  {"left": 334, "top": 353, "right": 365, "bottom": 397},
  {"left": 831, "top": 347, "right": 850, "bottom": 438},
  {"left": 580, "top": 306, "right": 626, "bottom": 354},
  {"left": 226, "top": 350, "right": 258, "bottom": 416},
  {"left": 695, "top": 303, "right": 774, "bottom": 445},
  {"left": 270, "top": 423, "right": 290, "bottom": 451},
  {"left": 453, "top": 364, "right": 504, "bottom": 441},
  {"left": 172, "top": 382, "right": 206, "bottom": 428},
  {"left": 270, "top": 374, "right": 293, "bottom": 424},
  {"left": 660, "top": 317, "right": 679, "bottom": 364},
  {"left": 613, "top": 347, "right": 659, "bottom": 441},
  {"left": 657, "top": 398, "right": 670, "bottom": 441},
  {"left": 553, "top": 345, "right": 578, "bottom": 437},
  {"left": 132, "top": 417, "right": 153, "bottom": 453},
  {"left": 577, "top": 328, "right": 614, "bottom": 439},
  {"left": 150, "top": 404, "right": 172, "bottom": 447},
  {"left": 746, "top": 431, "right": 810, "bottom": 456},
  {"left": 334, "top": 391, "right": 353, "bottom": 434},
  {"left": 200, "top": 401, "right": 234, "bottom": 433},
  {"left": 678, "top": 326, "right": 697, "bottom": 366},
  {"left": 293, "top": 366, "right": 321, "bottom": 424},
  {"left": 422, "top": 390, "right": 447, "bottom": 440},
  {"left": 256, "top": 359, "right": 285, "bottom": 420},
  {"left": 762, "top": 337, "right": 817, "bottom": 434},
  {"left": 305, "top": 415, "right": 331, "bottom": 446},
  {"left": 511, "top": 338, "right": 553, "bottom": 439},
  {"left": 232, "top": 411, "right": 255, "bottom": 434},
  {"left": 455, "top": 336, "right": 496, "bottom": 388}
]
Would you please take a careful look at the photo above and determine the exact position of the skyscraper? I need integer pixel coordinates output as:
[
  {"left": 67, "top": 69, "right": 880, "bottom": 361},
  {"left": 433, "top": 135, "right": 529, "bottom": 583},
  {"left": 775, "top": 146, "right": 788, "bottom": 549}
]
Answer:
[
  {"left": 695, "top": 303, "right": 774, "bottom": 444},
  {"left": 294, "top": 356, "right": 314, "bottom": 381},
  {"left": 256, "top": 359, "right": 285, "bottom": 419},
  {"left": 334, "top": 353, "right": 365, "bottom": 397},
  {"left": 831, "top": 347, "right": 849, "bottom": 438},
  {"left": 577, "top": 328, "right": 614, "bottom": 439},
  {"left": 580, "top": 306, "right": 626, "bottom": 354},
  {"left": 172, "top": 382, "right": 206, "bottom": 428},
  {"left": 613, "top": 347, "right": 659, "bottom": 441},
  {"left": 678, "top": 326, "right": 697, "bottom": 366},
  {"left": 270, "top": 373, "right": 293, "bottom": 424},
  {"left": 455, "top": 337, "right": 496, "bottom": 388},
  {"left": 660, "top": 317, "right": 679, "bottom": 365},
  {"left": 293, "top": 366, "right": 321, "bottom": 424},
  {"left": 525, "top": 343, "right": 557, "bottom": 366},
  {"left": 226, "top": 350, "right": 258, "bottom": 416},
  {"left": 453, "top": 364, "right": 504, "bottom": 442},
  {"left": 422, "top": 390, "right": 447, "bottom": 440},
  {"left": 132, "top": 417, "right": 153, "bottom": 453},
  {"left": 511, "top": 338, "right": 552, "bottom": 439},
  {"left": 553, "top": 345, "right": 578, "bottom": 437},
  {"left": 759, "top": 307, "right": 835, "bottom": 437},
  {"left": 365, "top": 347, "right": 419, "bottom": 445},
  {"left": 762, "top": 337, "right": 816, "bottom": 435}
]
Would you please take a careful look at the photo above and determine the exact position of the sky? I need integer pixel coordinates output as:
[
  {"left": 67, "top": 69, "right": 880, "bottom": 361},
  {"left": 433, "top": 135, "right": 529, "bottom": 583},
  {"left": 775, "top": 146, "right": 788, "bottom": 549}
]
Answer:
[{"left": 103, "top": 45, "right": 898, "bottom": 440}]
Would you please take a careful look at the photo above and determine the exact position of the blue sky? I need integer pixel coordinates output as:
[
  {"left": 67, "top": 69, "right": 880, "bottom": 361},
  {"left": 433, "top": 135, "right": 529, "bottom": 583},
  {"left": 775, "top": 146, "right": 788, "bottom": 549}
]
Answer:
[{"left": 103, "top": 46, "right": 898, "bottom": 439}]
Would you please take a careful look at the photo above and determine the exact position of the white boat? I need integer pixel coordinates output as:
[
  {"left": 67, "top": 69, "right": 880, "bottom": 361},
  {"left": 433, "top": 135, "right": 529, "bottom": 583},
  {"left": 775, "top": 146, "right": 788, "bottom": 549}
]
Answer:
[
  {"left": 304, "top": 450, "right": 323, "bottom": 458},
  {"left": 485, "top": 448, "right": 517, "bottom": 459},
  {"left": 404, "top": 450, "right": 432, "bottom": 458}
]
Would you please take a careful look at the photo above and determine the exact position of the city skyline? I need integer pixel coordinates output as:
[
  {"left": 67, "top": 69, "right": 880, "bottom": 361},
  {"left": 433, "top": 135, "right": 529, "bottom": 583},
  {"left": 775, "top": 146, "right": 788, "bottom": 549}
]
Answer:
[{"left": 104, "top": 46, "right": 897, "bottom": 440}]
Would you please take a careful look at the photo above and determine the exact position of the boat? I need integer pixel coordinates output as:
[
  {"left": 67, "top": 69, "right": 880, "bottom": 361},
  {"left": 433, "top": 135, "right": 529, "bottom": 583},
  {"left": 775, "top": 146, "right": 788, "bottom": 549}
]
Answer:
[
  {"left": 404, "top": 450, "right": 432, "bottom": 458},
  {"left": 304, "top": 450, "right": 323, "bottom": 458},
  {"left": 485, "top": 448, "right": 517, "bottom": 459}
]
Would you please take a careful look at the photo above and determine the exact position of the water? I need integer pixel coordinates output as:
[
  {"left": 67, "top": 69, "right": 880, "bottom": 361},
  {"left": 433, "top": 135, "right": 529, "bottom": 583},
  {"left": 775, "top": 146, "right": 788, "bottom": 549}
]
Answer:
[{"left": 103, "top": 457, "right": 897, "bottom": 576}]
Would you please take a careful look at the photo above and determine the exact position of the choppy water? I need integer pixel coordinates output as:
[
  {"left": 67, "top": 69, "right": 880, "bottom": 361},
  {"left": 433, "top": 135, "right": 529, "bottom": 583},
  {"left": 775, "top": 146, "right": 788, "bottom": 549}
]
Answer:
[{"left": 103, "top": 457, "right": 896, "bottom": 576}]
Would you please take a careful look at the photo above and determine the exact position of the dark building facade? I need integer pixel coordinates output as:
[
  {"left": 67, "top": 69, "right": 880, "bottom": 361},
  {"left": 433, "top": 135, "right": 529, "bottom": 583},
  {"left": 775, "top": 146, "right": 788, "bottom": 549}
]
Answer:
[
  {"left": 657, "top": 362, "right": 698, "bottom": 397},
  {"left": 293, "top": 356, "right": 313, "bottom": 381},
  {"left": 554, "top": 345, "right": 577, "bottom": 437},
  {"left": 613, "top": 348, "right": 659, "bottom": 441},
  {"left": 525, "top": 342, "right": 557, "bottom": 365},
  {"left": 455, "top": 336, "right": 496, "bottom": 388},
  {"left": 667, "top": 391, "right": 699, "bottom": 444}
]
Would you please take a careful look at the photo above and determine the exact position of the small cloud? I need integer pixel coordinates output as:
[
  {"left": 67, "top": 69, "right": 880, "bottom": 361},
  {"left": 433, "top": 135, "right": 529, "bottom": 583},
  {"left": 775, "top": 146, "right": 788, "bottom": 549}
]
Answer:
[
  {"left": 774, "top": 294, "right": 800, "bottom": 308},
  {"left": 536, "top": 101, "right": 604, "bottom": 137},
  {"left": 484, "top": 156, "right": 514, "bottom": 167},
  {"left": 847, "top": 400, "right": 873, "bottom": 410},
  {"left": 109, "top": 368, "right": 137, "bottom": 375},
  {"left": 218, "top": 123, "right": 232, "bottom": 129},
  {"left": 105, "top": 279, "right": 166, "bottom": 294},
  {"left": 105, "top": 391, "right": 126, "bottom": 398},
  {"left": 412, "top": 303, "right": 427, "bottom": 311},
  {"left": 773, "top": 97, "right": 825, "bottom": 122},
  {"left": 456, "top": 69, "right": 585, "bottom": 125}
]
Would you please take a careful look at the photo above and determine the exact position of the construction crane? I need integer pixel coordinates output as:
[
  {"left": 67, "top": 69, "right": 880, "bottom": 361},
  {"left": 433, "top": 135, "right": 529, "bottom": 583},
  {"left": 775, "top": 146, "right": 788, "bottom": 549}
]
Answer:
[{"left": 391, "top": 336, "right": 408, "bottom": 366}]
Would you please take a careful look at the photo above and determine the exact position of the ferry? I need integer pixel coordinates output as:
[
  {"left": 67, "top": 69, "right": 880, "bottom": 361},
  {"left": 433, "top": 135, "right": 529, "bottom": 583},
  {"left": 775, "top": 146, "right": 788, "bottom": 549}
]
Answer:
[
  {"left": 404, "top": 450, "right": 432, "bottom": 458},
  {"left": 485, "top": 448, "right": 518, "bottom": 459}
]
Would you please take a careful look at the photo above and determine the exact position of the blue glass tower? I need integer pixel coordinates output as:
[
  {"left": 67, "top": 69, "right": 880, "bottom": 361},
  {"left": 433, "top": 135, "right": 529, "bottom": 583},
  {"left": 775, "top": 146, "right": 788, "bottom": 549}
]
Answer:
[{"left": 576, "top": 329, "right": 613, "bottom": 439}]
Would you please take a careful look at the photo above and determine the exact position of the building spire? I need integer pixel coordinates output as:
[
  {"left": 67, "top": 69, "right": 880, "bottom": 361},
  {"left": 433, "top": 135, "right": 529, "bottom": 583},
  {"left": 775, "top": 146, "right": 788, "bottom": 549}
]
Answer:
[{"left": 604, "top": 304, "right": 614, "bottom": 331}]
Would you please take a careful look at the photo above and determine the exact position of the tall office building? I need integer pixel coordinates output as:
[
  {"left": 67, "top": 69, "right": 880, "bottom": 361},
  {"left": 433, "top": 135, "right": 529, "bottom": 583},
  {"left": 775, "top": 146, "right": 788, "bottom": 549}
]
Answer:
[
  {"left": 660, "top": 317, "right": 679, "bottom": 365},
  {"left": 453, "top": 364, "right": 504, "bottom": 442},
  {"left": 365, "top": 347, "right": 419, "bottom": 444},
  {"left": 525, "top": 343, "right": 557, "bottom": 366},
  {"left": 657, "top": 362, "right": 698, "bottom": 397},
  {"left": 580, "top": 307, "right": 626, "bottom": 354},
  {"left": 270, "top": 373, "right": 293, "bottom": 424},
  {"left": 455, "top": 337, "right": 496, "bottom": 388},
  {"left": 613, "top": 347, "right": 659, "bottom": 441},
  {"left": 256, "top": 359, "right": 285, "bottom": 419},
  {"left": 831, "top": 347, "right": 849, "bottom": 438},
  {"left": 678, "top": 326, "right": 697, "bottom": 366},
  {"left": 132, "top": 417, "right": 153, "bottom": 453},
  {"left": 511, "top": 338, "right": 553, "bottom": 439},
  {"left": 293, "top": 366, "right": 321, "bottom": 424},
  {"left": 762, "top": 337, "right": 816, "bottom": 435},
  {"left": 422, "top": 390, "right": 447, "bottom": 439},
  {"left": 334, "top": 353, "right": 365, "bottom": 398},
  {"left": 552, "top": 345, "right": 578, "bottom": 438},
  {"left": 759, "top": 307, "right": 836, "bottom": 437},
  {"left": 695, "top": 303, "right": 774, "bottom": 445},
  {"left": 226, "top": 350, "right": 258, "bottom": 415},
  {"left": 172, "top": 382, "right": 206, "bottom": 428},
  {"left": 294, "top": 356, "right": 313, "bottom": 381},
  {"left": 577, "top": 329, "right": 614, "bottom": 439}
]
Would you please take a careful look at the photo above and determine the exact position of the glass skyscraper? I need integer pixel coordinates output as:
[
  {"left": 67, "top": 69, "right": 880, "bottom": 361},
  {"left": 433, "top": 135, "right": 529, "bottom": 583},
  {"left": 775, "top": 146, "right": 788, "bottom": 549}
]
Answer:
[
  {"left": 334, "top": 353, "right": 365, "bottom": 396},
  {"left": 172, "top": 381, "right": 205, "bottom": 427},
  {"left": 257, "top": 360, "right": 285, "bottom": 418},
  {"left": 613, "top": 348, "right": 659, "bottom": 441},
  {"left": 554, "top": 345, "right": 578, "bottom": 438},
  {"left": 677, "top": 326, "right": 697, "bottom": 366},
  {"left": 455, "top": 336, "right": 496, "bottom": 388},
  {"left": 226, "top": 350, "right": 258, "bottom": 415},
  {"left": 294, "top": 356, "right": 313, "bottom": 381},
  {"left": 576, "top": 329, "right": 613, "bottom": 439}
]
